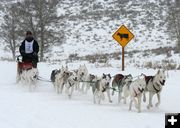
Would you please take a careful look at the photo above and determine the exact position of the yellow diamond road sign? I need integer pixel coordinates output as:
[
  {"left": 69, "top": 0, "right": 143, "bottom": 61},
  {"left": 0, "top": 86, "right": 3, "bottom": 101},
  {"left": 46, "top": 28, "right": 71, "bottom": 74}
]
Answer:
[{"left": 112, "top": 25, "right": 134, "bottom": 47}]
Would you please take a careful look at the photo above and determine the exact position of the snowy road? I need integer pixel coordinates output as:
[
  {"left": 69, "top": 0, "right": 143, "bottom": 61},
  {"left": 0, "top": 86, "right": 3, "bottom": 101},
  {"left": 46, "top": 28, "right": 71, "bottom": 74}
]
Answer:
[{"left": 0, "top": 61, "right": 179, "bottom": 128}]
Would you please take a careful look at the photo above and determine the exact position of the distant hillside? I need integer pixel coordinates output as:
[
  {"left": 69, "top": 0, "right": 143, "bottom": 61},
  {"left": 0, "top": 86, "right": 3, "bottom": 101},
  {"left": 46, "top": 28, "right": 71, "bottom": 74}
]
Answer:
[
  {"left": 0, "top": 0, "right": 178, "bottom": 65},
  {"left": 45, "top": 0, "right": 174, "bottom": 60}
]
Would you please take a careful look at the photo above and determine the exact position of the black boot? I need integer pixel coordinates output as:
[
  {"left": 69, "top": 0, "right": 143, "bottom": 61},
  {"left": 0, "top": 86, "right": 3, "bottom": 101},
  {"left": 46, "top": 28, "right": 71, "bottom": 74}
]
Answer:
[{"left": 32, "top": 61, "right": 37, "bottom": 68}]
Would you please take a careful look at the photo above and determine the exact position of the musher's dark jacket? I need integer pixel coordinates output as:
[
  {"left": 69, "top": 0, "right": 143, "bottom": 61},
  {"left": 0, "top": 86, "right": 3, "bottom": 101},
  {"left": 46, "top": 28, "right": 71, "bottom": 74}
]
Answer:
[{"left": 19, "top": 37, "right": 39, "bottom": 62}]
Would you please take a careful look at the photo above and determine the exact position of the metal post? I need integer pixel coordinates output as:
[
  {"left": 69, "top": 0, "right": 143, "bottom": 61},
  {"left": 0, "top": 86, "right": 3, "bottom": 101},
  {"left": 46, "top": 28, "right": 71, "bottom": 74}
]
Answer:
[{"left": 122, "top": 47, "right": 124, "bottom": 71}]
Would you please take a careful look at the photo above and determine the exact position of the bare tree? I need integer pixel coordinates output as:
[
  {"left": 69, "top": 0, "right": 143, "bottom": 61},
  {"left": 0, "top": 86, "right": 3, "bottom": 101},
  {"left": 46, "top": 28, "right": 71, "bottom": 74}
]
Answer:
[
  {"left": 167, "top": 0, "right": 180, "bottom": 52},
  {"left": 0, "top": 4, "right": 20, "bottom": 60},
  {"left": 16, "top": 0, "right": 64, "bottom": 61}
]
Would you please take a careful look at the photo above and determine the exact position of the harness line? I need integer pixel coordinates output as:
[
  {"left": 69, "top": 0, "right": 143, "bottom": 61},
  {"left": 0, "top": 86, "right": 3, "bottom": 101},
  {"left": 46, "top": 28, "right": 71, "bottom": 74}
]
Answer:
[
  {"left": 37, "top": 76, "right": 52, "bottom": 82},
  {"left": 36, "top": 76, "right": 121, "bottom": 92}
]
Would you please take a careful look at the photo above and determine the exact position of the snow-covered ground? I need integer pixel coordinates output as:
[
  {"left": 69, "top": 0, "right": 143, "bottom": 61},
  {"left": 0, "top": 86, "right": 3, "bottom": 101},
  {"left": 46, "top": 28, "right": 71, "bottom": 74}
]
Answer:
[{"left": 0, "top": 61, "right": 179, "bottom": 128}]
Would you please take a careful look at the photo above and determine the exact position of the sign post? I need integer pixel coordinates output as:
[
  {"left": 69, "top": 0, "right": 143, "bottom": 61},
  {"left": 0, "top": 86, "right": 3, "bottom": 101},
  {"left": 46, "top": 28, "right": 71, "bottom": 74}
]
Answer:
[
  {"left": 112, "top": 25, "right": 134, "bottom": 71},
  {"left": 122, "top": 47, "right": 124, "bottom": 71}
]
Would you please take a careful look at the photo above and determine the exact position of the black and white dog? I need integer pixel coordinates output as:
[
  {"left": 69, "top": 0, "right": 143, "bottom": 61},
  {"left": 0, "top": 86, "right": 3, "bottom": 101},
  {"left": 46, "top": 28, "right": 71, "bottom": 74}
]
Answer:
[
  {"left": 51, "top": 66, "right": 70, "bottom": 94},
  {"left": 143, "top": 70, "right": 166, "bottom": 109},
  {"left": 76, "top": 64, "right": 89, "bottom": 92},
  {"left": 112, "top": 74, "right": 133, "bottom": 103},
  {"left": 20, "top": 68, "right": 39, "bottom": 91},
  {"left": 123, "top": 75, "right": 146, "bottom": 113},
  {"left": 82, "top": 73, "right": 97, "bottom": 93},
  {"left": 65, "top": 70, "right": 78, "bottom": 98},
  {"left": 50, "top": 69, "right": 61, "bottom": 85},
  {"left": 92, "top": 73, "right": 112, "bottom": 104}
]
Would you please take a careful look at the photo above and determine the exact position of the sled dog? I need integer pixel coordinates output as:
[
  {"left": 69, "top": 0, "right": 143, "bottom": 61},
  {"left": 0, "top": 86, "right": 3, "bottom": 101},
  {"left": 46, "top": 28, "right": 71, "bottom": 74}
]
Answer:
[
  {"left": 143, "top": 70, "right": 166, "bottom": 109},
  {"left": 92, "top": 73, "right": 112, "bottom": 104},
  {"left": 123, "top": 75, "right": 146, "bottom": 113},
  {"left": 112, "top": 74, "right": 133, "bottom": 103}
]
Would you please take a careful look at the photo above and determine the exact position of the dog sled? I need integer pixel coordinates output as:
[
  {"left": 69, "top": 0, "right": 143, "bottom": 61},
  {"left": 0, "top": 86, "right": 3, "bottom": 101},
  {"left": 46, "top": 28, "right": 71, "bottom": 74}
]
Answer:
[
  {"left": 16, "top": 55, "right": 39, "bottom": 90},
  {"left": 16, "top": 55, "right": 34, "bottom": 74}
]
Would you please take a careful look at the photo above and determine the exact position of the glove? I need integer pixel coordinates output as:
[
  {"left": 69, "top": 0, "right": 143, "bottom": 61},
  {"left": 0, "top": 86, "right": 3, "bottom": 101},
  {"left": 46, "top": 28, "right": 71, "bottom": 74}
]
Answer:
[
  {"left": 33, "top": 52, "right": 37, "bottom": 56},
  {"left": 20, "top": 50, "right": 26, "bottom": 56}
]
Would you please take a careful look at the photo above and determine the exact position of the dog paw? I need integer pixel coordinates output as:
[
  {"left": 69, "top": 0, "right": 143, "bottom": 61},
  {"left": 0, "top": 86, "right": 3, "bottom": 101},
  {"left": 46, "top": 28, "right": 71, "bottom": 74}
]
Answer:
[{"left": 147, "top": 104, "right": 153, "bottom": 109}]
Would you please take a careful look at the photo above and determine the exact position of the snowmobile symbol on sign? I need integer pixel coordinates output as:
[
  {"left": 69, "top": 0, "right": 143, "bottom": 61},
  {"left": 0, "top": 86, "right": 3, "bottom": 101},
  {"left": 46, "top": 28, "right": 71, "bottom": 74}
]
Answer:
[
  {"left": 112, "top": 25, "right": 134, "bottom": 71},
  {"left": 117, "top": 33, "right": 129, "bottom": 41}
]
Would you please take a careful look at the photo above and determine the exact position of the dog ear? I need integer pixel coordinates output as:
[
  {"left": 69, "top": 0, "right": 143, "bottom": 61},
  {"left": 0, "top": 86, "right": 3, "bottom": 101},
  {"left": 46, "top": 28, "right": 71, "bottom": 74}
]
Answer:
[
  {"left": 102, "top": 73, "right": 105, "bottom": 78},
  {"left": 129, "top": 74, "right": 133, "bottom": 78},
  {"left": 108, "top": 74, "right": 111, "bottom": 78},
  {"left": 157, "top": 70, "right": 160, "bottom": 74}
]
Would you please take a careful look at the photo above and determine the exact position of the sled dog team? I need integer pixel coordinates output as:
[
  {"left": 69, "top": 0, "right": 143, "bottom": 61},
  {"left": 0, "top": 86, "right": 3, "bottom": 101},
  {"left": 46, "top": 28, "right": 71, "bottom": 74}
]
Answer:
[
  {"left": 50, "top": 64, "right": 166, "bottom": 113},
  {"left": 17, "top": 64, "right": 166, "bottom": 113}
]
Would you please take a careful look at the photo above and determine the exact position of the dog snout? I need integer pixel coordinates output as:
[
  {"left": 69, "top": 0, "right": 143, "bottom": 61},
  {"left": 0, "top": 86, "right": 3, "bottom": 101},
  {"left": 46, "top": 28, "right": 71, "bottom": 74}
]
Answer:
[
  {"left": 138, "top": 87, "right": 144, "bottom": 93},
  {"left": 128, "top": 79, "right": 132, "bottom": 82},
  {"left": 162, "top": 80, "right": 165, "bottom": 86},
  {"left": 75, "top": 77, "right": 77, "bottom": 81},
  {"left": 106, "top": 82, "right": 110, "bottom": 86}
]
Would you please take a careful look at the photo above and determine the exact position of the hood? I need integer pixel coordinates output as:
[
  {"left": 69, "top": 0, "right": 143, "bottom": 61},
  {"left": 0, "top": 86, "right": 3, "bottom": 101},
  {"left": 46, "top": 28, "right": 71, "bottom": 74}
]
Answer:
[{"left": 25, "top": 37, "right": 34, "bottom": 42}]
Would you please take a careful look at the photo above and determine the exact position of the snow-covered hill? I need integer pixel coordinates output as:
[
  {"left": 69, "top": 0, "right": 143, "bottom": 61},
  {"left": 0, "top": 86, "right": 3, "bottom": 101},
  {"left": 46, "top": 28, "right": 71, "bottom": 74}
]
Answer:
[
  {"left": 0, "top": 0, "right": 179, "bottom": 68},
  {"left": 46, "top": 0, "right": 173, "bottom": 59}
]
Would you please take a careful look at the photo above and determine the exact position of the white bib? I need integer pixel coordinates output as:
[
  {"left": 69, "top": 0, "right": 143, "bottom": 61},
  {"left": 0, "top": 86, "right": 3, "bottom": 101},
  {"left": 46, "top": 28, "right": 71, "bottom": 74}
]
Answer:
[{"left": 25, "top": 40, "right": 34, "bottom": 54}]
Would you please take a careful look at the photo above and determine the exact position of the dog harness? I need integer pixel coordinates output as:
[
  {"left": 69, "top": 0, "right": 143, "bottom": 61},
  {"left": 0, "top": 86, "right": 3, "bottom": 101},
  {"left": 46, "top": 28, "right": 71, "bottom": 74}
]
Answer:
[
  {"left": 145, "top": 76, "right": 154, "bottom": 85},
  {"left": 145, "top": 75, "right": 161, "bottom": 93},
  {"left": 133, "top": 87, "right": 144, "bottom": 97},
  {"left": 152, "top": 82, "right": 161, "bottom": 93},
  {"left": 68, "top": 80, "right": 74, "bottom": 87}
]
